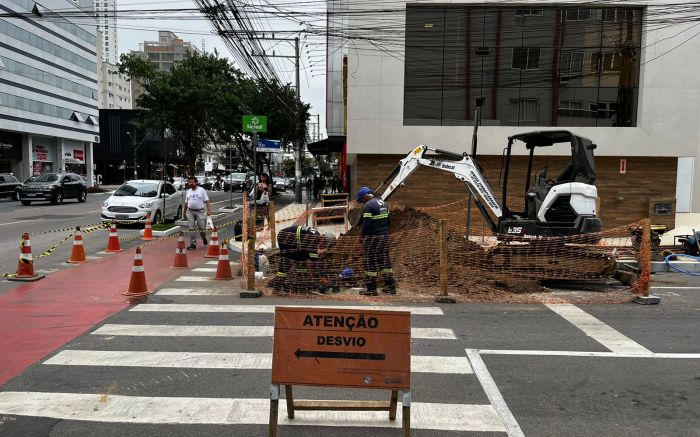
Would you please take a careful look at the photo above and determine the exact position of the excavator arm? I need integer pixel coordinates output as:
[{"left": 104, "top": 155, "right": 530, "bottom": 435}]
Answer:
[{"left": 375, "top": 145, "right": 502, "bottom": 232}]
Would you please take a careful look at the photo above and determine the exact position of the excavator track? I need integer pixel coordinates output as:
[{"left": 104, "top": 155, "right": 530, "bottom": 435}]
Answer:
[{"left": 486, "top": 243, "right": 618, "bottom": 280}]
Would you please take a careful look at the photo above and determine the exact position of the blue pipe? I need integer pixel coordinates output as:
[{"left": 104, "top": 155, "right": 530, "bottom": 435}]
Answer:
[{"left": 664, "top": 254, "right": 700, "bottom": 276}]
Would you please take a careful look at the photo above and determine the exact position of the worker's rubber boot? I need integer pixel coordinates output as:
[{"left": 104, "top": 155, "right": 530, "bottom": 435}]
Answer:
[
  {"left": 382, "top": 276, "right": 397, "bottom": 294},
  {"left": 360, "top": 289, "right": 378, "bottom": 296}
]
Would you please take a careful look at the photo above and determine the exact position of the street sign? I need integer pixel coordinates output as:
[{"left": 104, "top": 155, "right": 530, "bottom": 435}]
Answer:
[
  {"left": 271, "top": 307, "right": 411, "bottom": 389},
  {"left": 242, "top": 115, "right": 268, "bottom": 133}
]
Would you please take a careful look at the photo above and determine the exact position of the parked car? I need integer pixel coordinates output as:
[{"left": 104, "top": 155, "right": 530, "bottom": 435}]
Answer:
[
  {"left": 224, "top": 172, "right": 248, "bottom": 192},
  {"left": 172, "top": 177, "right": 187, "bottom": 190},
  {"left": 273, "top": 177, "right": 286, "bottom": 192},
  {"left": 101, "top": 180, "right": 184, "bottom": 224},
  {"left": 0, "top": 173, "right": 21, "bottom": 201},
  {"left": 18, "top": 172, "right": 87, "bottom": 205},
  {"left": 195, "top": 175, "right": 213, "bottom": 190},
  {"left": 284, "top": 178, "right": 296, "bottom": 190}
]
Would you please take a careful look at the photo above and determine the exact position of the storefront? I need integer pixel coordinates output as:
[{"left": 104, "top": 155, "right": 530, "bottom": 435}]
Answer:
[
  {"left": 32, "top": 136, "right": 57, "bottom": 175},
  {"left": 0, "top": 131, "right": 22, "bottom": 174},
  {"left": 63, "top": 140, "right": 86, "bottom": 176}
]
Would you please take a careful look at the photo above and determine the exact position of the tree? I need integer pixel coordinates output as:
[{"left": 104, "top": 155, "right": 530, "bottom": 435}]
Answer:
[{"left": 118, "top": 52, "right": 307, "bottom": 175}]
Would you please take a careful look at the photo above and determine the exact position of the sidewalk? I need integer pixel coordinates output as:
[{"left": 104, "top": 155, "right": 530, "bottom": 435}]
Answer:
[{"left": 0, "top": 237, "right": 209, "bottom": 385}]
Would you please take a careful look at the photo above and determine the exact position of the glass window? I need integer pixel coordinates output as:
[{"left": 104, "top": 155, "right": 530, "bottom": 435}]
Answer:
[
  {"left": 403, "top": 5, "right": 641, "bottom": 127},
  {"left": 512, "top": 47, "right": 541, "bottom": 70}
]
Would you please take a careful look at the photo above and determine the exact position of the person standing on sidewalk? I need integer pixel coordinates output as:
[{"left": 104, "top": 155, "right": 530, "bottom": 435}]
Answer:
[
  {"left": 357, "top": 187, "right": 396, "bottom": 296},
  {"left": 183, "top": 176, "right": 211, "bottom": 250}
]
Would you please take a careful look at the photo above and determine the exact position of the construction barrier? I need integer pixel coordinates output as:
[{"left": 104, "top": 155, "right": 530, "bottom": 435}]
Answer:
[
  {"left": 7, "top": 233, "right": 45, "bottom": 282},
  {"left": 123, "top": 247, "right": 150, "bottom": 303},
  {"left": 67, "top": 226, "right": 87, "bottom": 263},
  {"left": 205, "top": 227, "right": 220, "bottom": 258},
  {"left": 173, "top": 233, "right": 188, "bottom": 268},
  {"left": 251, "top": 199, "right": 652, "bottom": 304}
]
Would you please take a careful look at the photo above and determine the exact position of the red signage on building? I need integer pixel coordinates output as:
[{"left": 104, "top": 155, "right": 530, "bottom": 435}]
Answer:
[
  {"left": 620, "top": 159, "right": 627, "bottom": 174},
  {"left": 73, "top": 149, "right": 84, "bottom": 162}
]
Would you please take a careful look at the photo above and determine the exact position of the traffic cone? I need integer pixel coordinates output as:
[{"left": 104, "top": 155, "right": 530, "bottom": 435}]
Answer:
[
  {"left": 123, "top": 247, "right": 150, "bottom": 302},
  {"left": 172, "top": 233, "right": 188, "bottom": 268},
  {"left": 8, "top": 233, "right": 44, "bottom": 282},
  {"left": 67, "top": 227, "right": 87, "bottom": 263},
  {"left": 105, "top": 224, "right": 122, "bottom": 253},
  {"left": 142, "top": 213, "right": 153, "bottom": 241},
  {"left": 204, "top": 226, "right": 220, "bottom": 258},
  {"left": 214, "top": 243, "right": 232, "bottom": 280}
]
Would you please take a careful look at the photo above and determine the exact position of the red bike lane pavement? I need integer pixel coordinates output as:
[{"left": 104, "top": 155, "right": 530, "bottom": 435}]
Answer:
[{"left": 0, "top": 239, "right": 207, "bottom": 386}]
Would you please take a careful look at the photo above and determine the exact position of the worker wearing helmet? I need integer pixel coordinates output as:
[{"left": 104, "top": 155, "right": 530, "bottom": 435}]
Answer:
[
  {"left": 272, "top": 224, "right": 335, "bottom": 294},
  {"left": 357, "top": 187, "right": 396, "bottom": 296}
]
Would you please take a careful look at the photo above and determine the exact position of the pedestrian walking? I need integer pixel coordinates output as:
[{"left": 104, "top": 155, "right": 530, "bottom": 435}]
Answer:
[
  {"left": 312, "top": 175, "right": 320, "bottom": 201},
  {"left": 183, "top": 176, "right": 211, "bottom": 250},
  {"left": 357, "top": 187, "right": 396, "bottom": 295},
  {"left": 332, "top": 175, "right": 339, "bottom": 193},
  {"left": 305, "top": 178, "right": 312, "bottom": 200}
]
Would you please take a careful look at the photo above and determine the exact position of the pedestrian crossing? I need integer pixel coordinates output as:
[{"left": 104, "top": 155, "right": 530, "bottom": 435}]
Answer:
[{"left": 0, "top": 278, "right": 509, "bottom": 434}]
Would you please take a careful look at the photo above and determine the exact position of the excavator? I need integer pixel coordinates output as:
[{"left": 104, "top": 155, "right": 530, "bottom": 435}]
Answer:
[{"left": 365, "top": 130, "right": 617, "bottom": 280}]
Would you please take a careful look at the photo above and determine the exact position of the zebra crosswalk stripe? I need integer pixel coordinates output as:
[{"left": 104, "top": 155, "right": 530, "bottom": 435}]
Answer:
[
  {"left": 92, "top": 324, "right": 457, "bottom": 339},
  {"left": 44, "top": 350, "right": 473, "bottom": 374},
  {"left": 0, "top": 391, "right": 506, "bottom": 432},
  {"left": 129, "top": 304, "right": 445, "bottom": 315}
]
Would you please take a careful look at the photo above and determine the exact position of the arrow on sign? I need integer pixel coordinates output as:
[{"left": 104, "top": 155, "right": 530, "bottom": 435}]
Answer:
[{"left": 294, "top": 349, "right": 385, "bottom": 361}]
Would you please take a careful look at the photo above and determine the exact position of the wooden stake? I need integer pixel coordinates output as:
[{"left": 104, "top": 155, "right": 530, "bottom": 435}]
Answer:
[
  {"left": 247, "top": 210, "right": 256, "bottom": 290},
  {"left": 439, "top": 219, "right": 448, "bottom": 296},
  {"left": 269, "top": 200, "right": 276, "bottom": 249}
]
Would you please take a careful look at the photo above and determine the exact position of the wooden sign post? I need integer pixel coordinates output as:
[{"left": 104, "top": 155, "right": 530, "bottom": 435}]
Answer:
[{"left": 269, "top": 307, "right": 411, "bottom": 436}]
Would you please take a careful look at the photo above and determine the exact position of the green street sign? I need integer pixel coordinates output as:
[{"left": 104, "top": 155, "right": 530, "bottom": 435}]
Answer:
[{"left": 242, "top": 115, "right": 268, "bottom": 133}]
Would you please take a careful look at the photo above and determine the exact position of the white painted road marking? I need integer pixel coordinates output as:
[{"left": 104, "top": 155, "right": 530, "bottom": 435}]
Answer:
[
  {"left": 546, "top": 304, "right": 652, "bottom": 355},
  {"left": 0, "top": 218, "right": 43, "bottom": 226},
  {"left": 191, "top": 267, "right": 217, "bottom": 272},
  {"left": 0, "top": 392, "right": 505, "bottom": 431},
  {"left": 130, "top": 303, "right": 445, "bottom": 315},
  {"left": 174, "top": 276, "right": 211, "bottom": 282},
  {"left": 155, "top": 288, "right": 239, "bottom": 296},
  {"left": 92, "top": 324, "right": 457, "bottom": 340},
  {"left": 474, "top": 349, "right": 700, "bottom": 359},
  {"left": 44, "top": 350, "right": 471, "bottom": 374},
  {"left": 466, "top": 349, "right": 525, "bottom": 437}
]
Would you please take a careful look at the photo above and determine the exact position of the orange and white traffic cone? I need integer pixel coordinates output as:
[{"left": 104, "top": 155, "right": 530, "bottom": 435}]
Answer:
[
  {"left": 142, "top": 213, "right": 153, "bottom": 241},
  {"left": 214, "top": 243, "right": 232, "bottom": 280},
  {"left": 105, "top": 224, "right": 122, "bottom": 253},
  {"left": 123, "top": 247, "right": 150, "bottom": 303},
  {"left": 204, "top": 226, "right": 220, "bottom": 258},
  {"left": 173, "top": 233, "right": 188, "bottom": 268},
  {"left": 8, "top": 232, "right": 44, "bottom": 282},
  {"left": 67, "top": 227, "right": 87, "bottom": 263}
]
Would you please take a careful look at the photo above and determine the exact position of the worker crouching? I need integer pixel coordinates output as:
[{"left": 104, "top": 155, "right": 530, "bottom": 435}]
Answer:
[
  {"left": 272, "top": 225, "right": 336, "bottom": 295},
  {"left": 357, "top": 187, "right": 396, "bottom": 296}
]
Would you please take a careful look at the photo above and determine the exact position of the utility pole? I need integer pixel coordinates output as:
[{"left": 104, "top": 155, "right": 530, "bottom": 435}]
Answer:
[{"left": 294, "top": 37, "right": 303, "bottom": 203}]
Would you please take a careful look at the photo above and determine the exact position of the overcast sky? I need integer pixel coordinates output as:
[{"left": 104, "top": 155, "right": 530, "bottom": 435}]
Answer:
[{"left": 116, "top": 0, "right": 327, "bottom": 140}]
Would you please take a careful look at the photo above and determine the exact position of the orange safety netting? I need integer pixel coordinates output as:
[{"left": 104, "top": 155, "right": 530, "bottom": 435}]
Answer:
[{"left": 239, "top": 199, "right": 650, "bottom": 304}]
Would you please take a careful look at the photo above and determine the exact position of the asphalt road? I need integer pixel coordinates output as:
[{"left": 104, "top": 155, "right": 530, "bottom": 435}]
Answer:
[
  {"left": 0, "top": 188, "right": 246, "bottom": 294},
  {"left": 0, "top": 272, "right": 697, "bottom": 437}
]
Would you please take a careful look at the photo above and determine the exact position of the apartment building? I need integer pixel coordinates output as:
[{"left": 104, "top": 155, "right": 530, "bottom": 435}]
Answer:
[{"left": 0, "top": 0, "right": 99, "bottom": 184}]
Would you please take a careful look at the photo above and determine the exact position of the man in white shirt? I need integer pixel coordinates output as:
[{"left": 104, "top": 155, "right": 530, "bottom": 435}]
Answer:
[{"left": 183, "top": 176, "right": 212, "bottom": 250}]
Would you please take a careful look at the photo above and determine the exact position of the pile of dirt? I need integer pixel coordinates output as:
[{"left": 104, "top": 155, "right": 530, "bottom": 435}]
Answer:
[{"left": 265, "top": 207, "right": 545, "bottom": 295}]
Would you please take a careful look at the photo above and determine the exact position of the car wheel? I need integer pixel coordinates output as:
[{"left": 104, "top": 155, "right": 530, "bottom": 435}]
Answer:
[
  {"left": 52, "top": 191, "right": 63, "bottom": 205},
  {"left": 78, "top": 190, "right": 87, "bottom": 202},
  {"left": 152, "top": 210, "right": 161, "bottom": 225},
  {"left": 175, "top": 205, "right": 183, "bottom": 222},
  {"left": 20, "top": 200, "right": 31, "bottom": 206},
  {"left": 13, "top": 191, "right": 20, "bottom": 201}
]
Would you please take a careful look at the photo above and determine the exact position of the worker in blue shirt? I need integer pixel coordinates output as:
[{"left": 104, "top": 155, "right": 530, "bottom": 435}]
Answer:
[
  {"left": 273, "top": 224, "right": 335, "bottom": 294},
  {"left": 357, "top": 187, "right": 396, "bottom": 296}
]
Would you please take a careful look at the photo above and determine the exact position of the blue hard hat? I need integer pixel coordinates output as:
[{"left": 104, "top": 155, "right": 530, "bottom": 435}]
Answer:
[
  {"left": 340, "top": 267, "right": 354, "bottom": 279},
  {"left": 357, "top": 187, "right": 373, "bottom": 202}
]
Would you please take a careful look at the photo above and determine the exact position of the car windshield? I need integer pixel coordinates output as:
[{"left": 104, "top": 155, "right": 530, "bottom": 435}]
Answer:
[
  {"left": 33, "top": 174, "right": 58, "bottom": 183},
  {"left": 114, "top": 182, "right": 159, "bottom": 197}
]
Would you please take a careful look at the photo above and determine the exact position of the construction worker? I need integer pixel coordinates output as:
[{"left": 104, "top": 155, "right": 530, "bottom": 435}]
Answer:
[
  {"left": 357, "top": 187, "right": 396, "bottom": 295},
  {"left": 273, "top": 225, "right": 336, "bottom": 294}
]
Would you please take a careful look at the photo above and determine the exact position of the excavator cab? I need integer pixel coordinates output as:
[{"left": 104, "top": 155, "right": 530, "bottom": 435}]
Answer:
[{"left": 500, "top": 130, "right": 601, "bottom": 238}]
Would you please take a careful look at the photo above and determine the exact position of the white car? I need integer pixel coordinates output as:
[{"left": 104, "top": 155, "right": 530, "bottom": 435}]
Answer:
[{"left": 101, "top": 179, "right": 184, "bottom": 224}]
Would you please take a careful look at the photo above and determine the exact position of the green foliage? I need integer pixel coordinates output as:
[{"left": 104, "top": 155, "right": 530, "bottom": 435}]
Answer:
[
  {"left": 117, "top": 51, "right": 308, "bottom": 174},
  {"left": 282, "top": 159, "right": 295, "bottom": 178}
]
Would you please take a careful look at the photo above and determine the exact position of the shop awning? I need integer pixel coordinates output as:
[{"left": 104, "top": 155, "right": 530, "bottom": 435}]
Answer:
[{"left": 307, "top": 135, "right": 345, "bottom": 156}]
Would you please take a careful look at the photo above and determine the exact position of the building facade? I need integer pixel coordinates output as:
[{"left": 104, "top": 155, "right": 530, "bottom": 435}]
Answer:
[
  {"left": 0, "top": 0, "right": 99, "bottom": 184},
  {"left": 330, "top": 0, "right": 700, "bottom": 229},
  {"left": 94, "top": 0, "right": 117, "bottom": 64},
  {"left": 130, "top": 31, "right": 201, "bottom": 106},
  {"left": 98, "top": 61, "right": 132, "bottom": 109}
]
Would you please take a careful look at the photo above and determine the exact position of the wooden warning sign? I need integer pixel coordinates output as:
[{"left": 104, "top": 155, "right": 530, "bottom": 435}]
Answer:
[{"left": 271, "top": 306, "right": 411, "bottom": 390}]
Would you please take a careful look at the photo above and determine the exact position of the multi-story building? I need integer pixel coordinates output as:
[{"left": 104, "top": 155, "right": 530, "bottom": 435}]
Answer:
[
  {"left": 329, "top": 1, "right": 700, "bottom": 229},
  {"left": 0, "top": 0, "right": 99, "bottom": 184},
  {"left": 97, "top": 62, "right": 131, "bottom": 110},
  {"left": 94, "top": 0, "right": 117, "bottom": 64},
  {"left": 130, "top": 31, "right": 201, "bottom": 106}
]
